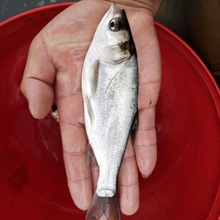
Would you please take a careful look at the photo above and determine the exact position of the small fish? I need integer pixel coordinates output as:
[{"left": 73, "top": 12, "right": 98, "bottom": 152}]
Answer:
[{"left": 82, "top": 4, "right": 138, "bottom": 220}]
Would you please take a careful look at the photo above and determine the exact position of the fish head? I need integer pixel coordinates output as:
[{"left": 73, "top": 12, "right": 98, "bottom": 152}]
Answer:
[{"left": 93, "top": 4, "right": 135, "bottom": 65}]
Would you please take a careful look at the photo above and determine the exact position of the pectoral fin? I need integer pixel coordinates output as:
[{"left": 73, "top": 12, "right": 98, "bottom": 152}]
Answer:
[
  {"left": 84, "top": 95, "right": 95, "bottom": 126},
  {"left": 87, "top": 59, "right": 100, "bottom": 96},
  {"left": 83, "top": 59, "right": 99, "bottom": 126},
  {"left": 83, "top": 60, "right": 99, "bottom": 96}
]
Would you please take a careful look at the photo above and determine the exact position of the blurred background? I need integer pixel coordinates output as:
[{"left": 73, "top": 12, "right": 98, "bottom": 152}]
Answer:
[
  {"left": 0, "top": 0, "right": 220, "bottom": 85},
  {"left": 0, "top": 0, "right": 72, "bottom": 21}
]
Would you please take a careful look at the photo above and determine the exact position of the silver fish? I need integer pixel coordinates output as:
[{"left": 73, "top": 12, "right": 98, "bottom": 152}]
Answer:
[{"left": 82, "top": 4, "right": 138, "bottom": 220}]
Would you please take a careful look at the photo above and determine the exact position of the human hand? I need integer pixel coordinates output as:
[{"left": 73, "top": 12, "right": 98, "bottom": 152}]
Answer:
[{"left": 21, "top": 0, "right": 162, "bottom": 216}]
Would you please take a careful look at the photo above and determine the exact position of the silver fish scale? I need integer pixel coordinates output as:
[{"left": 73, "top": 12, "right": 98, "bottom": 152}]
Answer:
[{"left": 89, "top": 55, "right": 137, "bottom": 197}]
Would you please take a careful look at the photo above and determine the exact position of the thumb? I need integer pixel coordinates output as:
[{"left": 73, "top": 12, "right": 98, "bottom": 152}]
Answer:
[{"left": 21, "top": 36, "right": 55, "bottom": 119}]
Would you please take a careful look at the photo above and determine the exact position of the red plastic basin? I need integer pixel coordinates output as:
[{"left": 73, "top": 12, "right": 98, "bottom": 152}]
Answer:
[{"left": 0, "top": 3, "right": 219, "bottom": 220}]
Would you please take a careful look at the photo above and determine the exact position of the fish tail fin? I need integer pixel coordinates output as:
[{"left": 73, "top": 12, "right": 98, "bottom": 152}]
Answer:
[{"left": 86, "top": 193, "right": 120, "bottom": 220}]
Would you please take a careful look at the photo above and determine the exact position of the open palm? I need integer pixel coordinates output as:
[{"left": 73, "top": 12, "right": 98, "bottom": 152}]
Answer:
[{"left": 21, "top": 0, "right": 161, "bottom": 216}]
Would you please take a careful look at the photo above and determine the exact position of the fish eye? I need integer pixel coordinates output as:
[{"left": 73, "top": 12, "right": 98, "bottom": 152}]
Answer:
[{"left": 109, "top": 18, "right": 121, "bottom": 31}]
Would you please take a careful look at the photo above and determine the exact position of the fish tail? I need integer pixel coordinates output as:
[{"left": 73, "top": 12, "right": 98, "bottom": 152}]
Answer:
[{"left": 85, "top": 193, "right": 120, "bottom": 220}]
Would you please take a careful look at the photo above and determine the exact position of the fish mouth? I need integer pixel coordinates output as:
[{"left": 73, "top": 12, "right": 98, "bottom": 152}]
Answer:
[{"left": 110, "top": 3, "right": 126, "bottom": 17}]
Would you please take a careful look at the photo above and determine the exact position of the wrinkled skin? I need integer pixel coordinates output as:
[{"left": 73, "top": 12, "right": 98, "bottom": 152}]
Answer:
[{"left": 20, "top": 0, "right": 162, "bottom": 216}]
